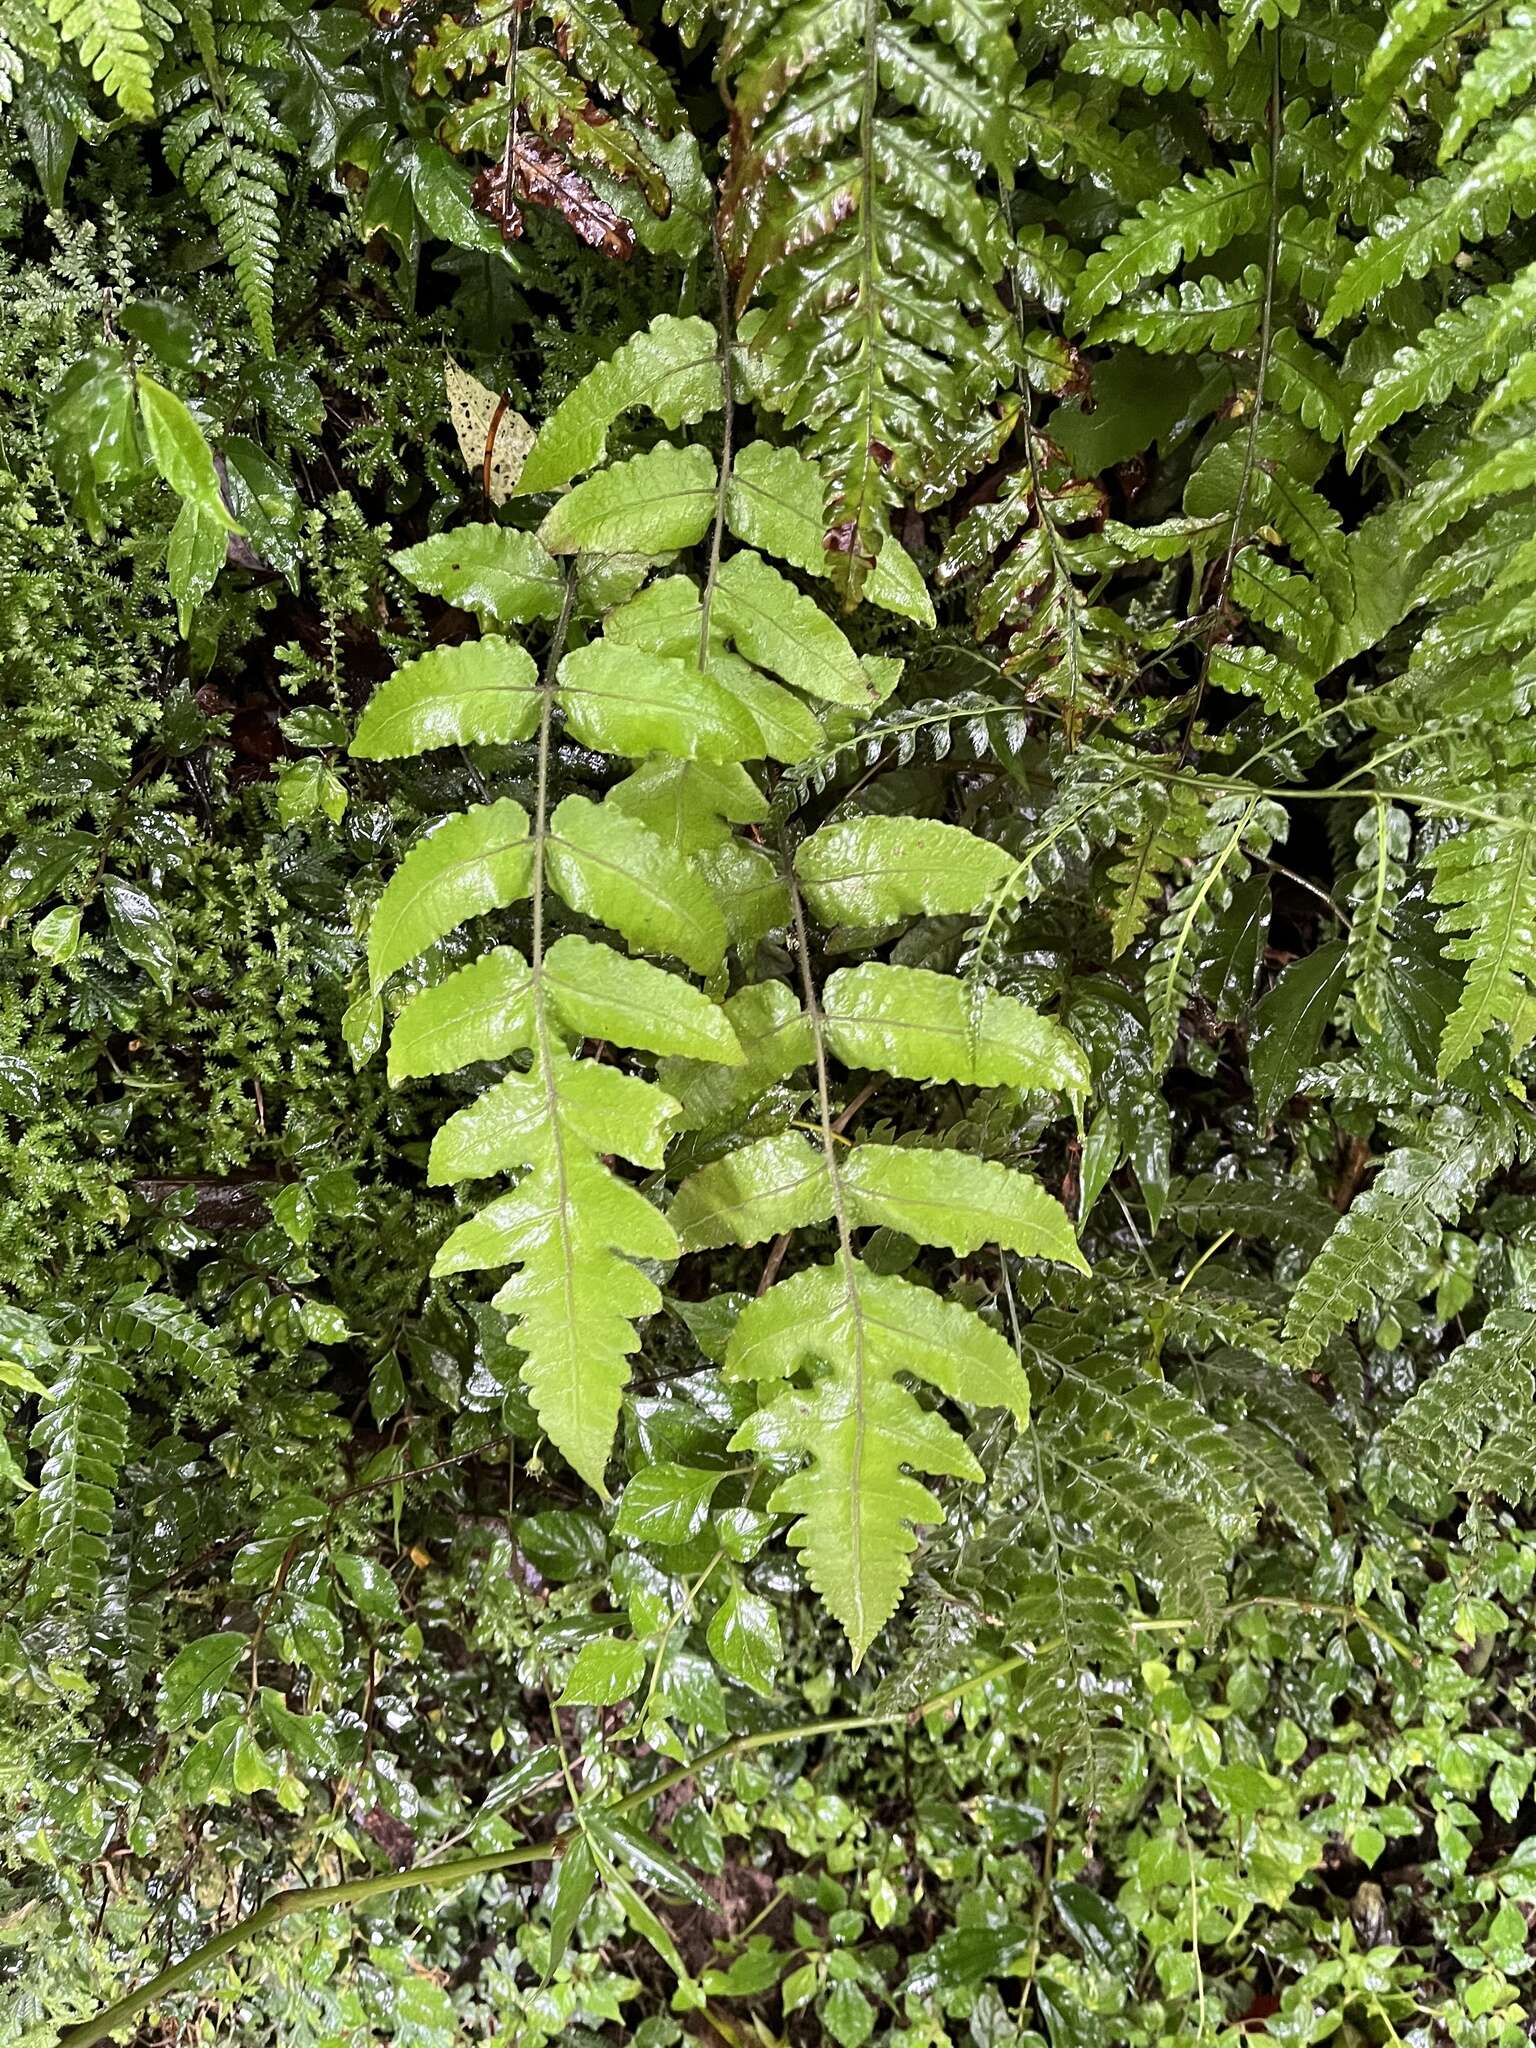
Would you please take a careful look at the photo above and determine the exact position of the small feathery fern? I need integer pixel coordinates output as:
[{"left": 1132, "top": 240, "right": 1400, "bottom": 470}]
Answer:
[{"left": 161, "top": 0, "right": 298, "bottom": 354}]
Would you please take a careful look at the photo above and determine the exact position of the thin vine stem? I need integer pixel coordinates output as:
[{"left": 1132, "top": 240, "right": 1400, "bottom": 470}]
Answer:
[
  {"left": 1183, "top": 24, "right": 1284, "bottom": 749},
  {"left": 698, "top": 218, "right": 736, "bottom": 665},
  {"left": 56, "top": 1653, "right": 1030, "bottom": 2048}
]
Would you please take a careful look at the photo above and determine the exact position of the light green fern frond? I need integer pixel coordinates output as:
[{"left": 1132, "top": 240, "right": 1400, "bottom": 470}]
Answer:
[
  {"left": 1430, "top": 803, "right": 1536, "bottom": 1076},
  {"left": 47, "top": 0, "right": 168, "bottom": 116}
]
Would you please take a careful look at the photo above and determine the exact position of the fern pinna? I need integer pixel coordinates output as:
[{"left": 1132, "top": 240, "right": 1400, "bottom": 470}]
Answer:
[{"left": 350, "top": 313, "right": 1091, "bottom": 1654}]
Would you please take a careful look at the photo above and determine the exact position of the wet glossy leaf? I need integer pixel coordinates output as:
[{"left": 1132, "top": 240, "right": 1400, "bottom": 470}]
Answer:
[
  {"left": 160, "top": 1632, "right": 249, "bottom": 1728},
  {"left": 558, "top": 1634, "right": 647, "bottom": 1704}
]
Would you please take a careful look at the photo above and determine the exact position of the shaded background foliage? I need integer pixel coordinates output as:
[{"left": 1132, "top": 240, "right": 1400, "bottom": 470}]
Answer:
[{"left": 4, "top": 0, "right": 1536, "bottom": 2044}]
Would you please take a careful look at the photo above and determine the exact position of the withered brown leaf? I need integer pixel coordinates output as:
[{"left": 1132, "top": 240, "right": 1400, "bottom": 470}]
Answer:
[{"left": 472, "top": 136, "right": 636, "bottom": 262}]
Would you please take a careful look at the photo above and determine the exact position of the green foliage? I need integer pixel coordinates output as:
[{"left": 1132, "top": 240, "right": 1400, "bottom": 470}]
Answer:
[{"left": 9, "top": 3, "right": 1536, "bottom": 2046}]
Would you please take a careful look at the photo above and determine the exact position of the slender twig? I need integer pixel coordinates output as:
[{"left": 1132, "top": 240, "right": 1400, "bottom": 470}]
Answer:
[
  {"left": 698, "top": 222, "right": 736, "bottom": 666},
  {"left": 757, "top": 1077, "right": 881, "bottom": 1293},
  {"left": 1018, "top": 1754, "right": 1063, "bottom": 2024},
  {"left": 57, "top": 1654, "right": 1030, "bottom": 2048},
  {"left": 1182, "top": 25, "right": 1284, "bottom": 751}
]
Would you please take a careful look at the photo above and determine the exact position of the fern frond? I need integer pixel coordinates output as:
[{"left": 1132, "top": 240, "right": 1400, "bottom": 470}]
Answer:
[
  {"left": 1199, "top": 1348, "right": 1353, "bottom": 1490},
  {"left": 0, "top": 0, "right": 59, "bottom": 101},
  {"left": 1429, "top": 802, "right": 1536, "bottom": 1076},
  {"left": 1219, "top": 0, "right": 1299, "bottom": 60},
  {"left": 31, "top": 1348, "right": 131, "bottom": 1614},
  {"left": 1266, "top": 329, "right": 1348, "bottom": 442},
  {"left": 1063, "top": 8, "right": 1237, "bottom": 98},
  {"left": 1009, "top": 79, "right": 1167, "bottom": 200},
  {"left": 1336, "top": 0, "right": 1465, "bottom": 191},
  {"left": 1036, "top": 1340, "right": 1253, "bottom": 1628},
  {"left": 163, "top": 42, "right": 295, "bottom": 354},
  {"left": 720, "top": 0, "right": 1020, "bottom": 584},
  {"left": 46, "top": 0, "right": 167, "bottom": 116},
  {"left": 1096, "top": 267, "right": 1264, "bottom": 354},
  {"left": 1440, "top": 6, "right": 1536, "bottom": 161},
  {"left": 1148, "top": 791, "right": 1286, "bottom": 1066},
  {"left": 1379, "top": 1308, "right": 1536, "bottom": 1509},
  {"left": 1320, "top": 109, "right": 1536, "bottom": 335},
  {"left": 1170, "top": 1173, "right": 1340, "bottom": 1257},
  {"left": 1070, "top": 155, "right": 1271, "bottom": 326},
  {"left": 1284, "top": 1107, "right": 1523, "bottom": 1361},
  {"left": 1343, "top": 800, "right": 1410, "bottom": 1034},
  {"left": 1005, "top": 1561, "right": 1136, "bottom": 1793},
  {"left": 726, "top": 1263, "right": 1034, "bottom": 1661},
  {"left": 1348, "top": 259, "right": 1536, "bottom": 457},
  {"left": 1104, "top": 783, "right": 1204, "bottom": 958},
  {"left": 105, "top": 1291, "right": 236, "bottom": 1398}
]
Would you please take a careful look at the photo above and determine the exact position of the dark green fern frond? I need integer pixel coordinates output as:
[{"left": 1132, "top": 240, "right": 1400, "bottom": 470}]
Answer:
[
  {"left": 162, "top": 3, "right": 297, "bottom": 353},
  {"left": 718, "top": 0, "right": 1020, "bottom": 590},
  {"left": 1285, "top": 1105, "right": 1528, "bottom": 1361},
  {"left": 29, "top": 1346, "right": 131, "bottom": 1616},
  {"left": 1379, "top": 1308, "right": 1536, "bottom": 1510}
]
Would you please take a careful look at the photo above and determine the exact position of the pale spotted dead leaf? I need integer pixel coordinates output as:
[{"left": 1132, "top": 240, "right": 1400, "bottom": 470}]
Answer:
[{"left": 444, "top": 356, "right": 535, "bottom": 506}]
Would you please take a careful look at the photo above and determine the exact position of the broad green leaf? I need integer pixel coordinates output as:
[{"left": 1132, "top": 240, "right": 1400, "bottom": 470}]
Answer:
[
  {"left": 822, "top": 963, "right": 1090, "bottom": 1097},
  {"left": 392, "top": 525, "right": 566, "bottom": 627},
  {"left": 159, "top": 1632, "right": 249, "bottom": 1728},
  {"left": 559, "top": 1635, "right": 647, "bottom": 1705},
  {"left": 167, "top": 498, "right": 226, "bottom": 625},
  {"left": 430, "top": 1056, "right": 677, "bottom": 1182},
  {"left": 387, "top": 947, "right": 534, "bottom": 1082},
  {"left": 584, "top": 1811, "right": 714, "bottom": 1909},
  {"left": 1251, "top": 940, "right": 1346, "bottom": 1120},
  {"left": 843, "top": 1145, "right": 1088, "bottom": 1270},
  {"left": 671, "top": 1134, "right": 834, "bottom": 1250},
  {"left": 135, "top": 375, "right": 237, "bottom": 529},
  {"left": 796, "top": 816, "right": 1014, "bottom": 928},
  {"left": 547, "top": 795, "right": 726, "bottom": 974},
  {"left": 557, "top": 639, "right": 762, "bottom": 762},
  {"left": 824, "top": 1982, "right": 877, "bottom": 2048},
  {"left": 545, "top": 1835, "right": 598, "bottom": 1979},
  {"left": 103, "top": 876, "right": 176, "bottom": 994},
  {"left": 724, "top": 439, "right": 937, "bottom": 626},
  {"left": 517, "top": 313, "right": 721, "bottom": 495},
  {"left": 333, "top": 1552, "right": 403, "bottom": 1620},
  {"left": 614, "top": 1463, "right": 725, "bottom": 1544},
  {"left": 0, "top": 830, "right": 93, "bottom": 923},
  {"left": 727, "top": 1263, "right": 1030, "bottom": 1659},
  {"left": 368, "top": 799, "right": 532, "bottom": 989},
  {"left": 707, "top": 1584, "right": 781, "bottom": 1694},
  {"left": 543, "top": 935, "right": 743, "bottom": 1062},
  {"left": 538, "top": 443, "right": 717, "bottom": 557},
  {"left": 351, "top": 638, "right": 540, "bottom": 759},
  {"left": 46, "top": 347, "right": 142, "bottom": 538},
  {"left": 713, "top": 551, "right": 872, "bottom": 707}
]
